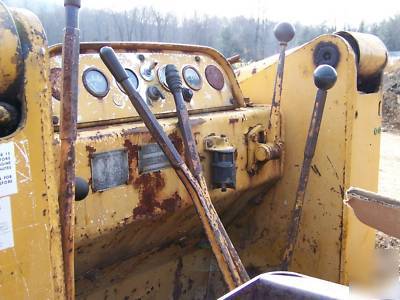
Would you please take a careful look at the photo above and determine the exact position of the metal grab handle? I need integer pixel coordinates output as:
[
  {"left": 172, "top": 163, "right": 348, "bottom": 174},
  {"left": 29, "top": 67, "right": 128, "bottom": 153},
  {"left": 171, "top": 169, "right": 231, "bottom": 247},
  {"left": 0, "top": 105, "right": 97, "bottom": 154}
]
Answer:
[
  {"left": 281, "top": 64, "right": 337, "bottom": 270},
  {"left": 100, "top": 47, "right": 249, "bottom": 290}
]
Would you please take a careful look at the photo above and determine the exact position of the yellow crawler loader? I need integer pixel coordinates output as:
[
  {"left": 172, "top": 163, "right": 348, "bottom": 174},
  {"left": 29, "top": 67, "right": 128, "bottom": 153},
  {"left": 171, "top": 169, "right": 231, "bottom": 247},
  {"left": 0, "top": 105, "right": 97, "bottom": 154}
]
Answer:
[{"left": 0, "top": 0, "right": 389, "bottom": 298}]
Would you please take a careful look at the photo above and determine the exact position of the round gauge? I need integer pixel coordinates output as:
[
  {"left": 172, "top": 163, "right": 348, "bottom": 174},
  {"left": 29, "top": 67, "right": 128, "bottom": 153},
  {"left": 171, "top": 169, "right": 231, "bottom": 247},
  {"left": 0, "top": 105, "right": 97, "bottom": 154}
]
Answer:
[
  {"left": 50, "top": 67, "right": 62, "bottom": 100},
  {"left": 182, "top": 66, "right": 202, "bottom": 91},
  {"left": 205, "top": 65, "right": 225, "bottom": 91},
  {"left": 157, "top": 65, "right": 170, "bottom": 91},
  {"left": 117, "top": 68, "right": 139, "bottom": 93},
  {"left": 82, "top": 68, "right": 109, "bottom": 98}
]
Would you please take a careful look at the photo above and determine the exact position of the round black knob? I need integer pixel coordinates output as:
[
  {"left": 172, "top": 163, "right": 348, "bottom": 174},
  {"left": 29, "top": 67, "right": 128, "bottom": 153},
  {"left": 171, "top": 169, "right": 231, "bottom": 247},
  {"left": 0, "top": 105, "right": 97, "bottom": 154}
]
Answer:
[
  {"left": 75, "top": 177, "right": 89, "bottom": 201},
  {"left": 147, "top": 86, "right": 165, "bottom": 101},
  {"left": 274, "top": 22, "right": 295, "bottom": 43},
  {"left": 313, "top": 64, "right": 337, "bottom": 91},
  {"left": 182, "top": 88, "right": 194, "bottom": 102}
]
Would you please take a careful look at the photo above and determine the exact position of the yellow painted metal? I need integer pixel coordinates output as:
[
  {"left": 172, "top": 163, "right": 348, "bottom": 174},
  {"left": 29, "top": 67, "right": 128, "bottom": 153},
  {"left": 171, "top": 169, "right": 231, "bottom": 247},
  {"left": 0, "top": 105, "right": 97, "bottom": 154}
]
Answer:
[
  {"left": 235, "top": 34, "right": 381, "bottom": 285},
  {"left": 0, "top": 6, "right": 65, "bottom": 299},
  {"left": 0, "top": 3, "right": 21, "bottom": 96},
  {"left": 52, "top": 107, "right": 281, "bottom": 280},
  {"left": 0, "top": 1, "right": 387, "bottom": 298},
  {"left": 335, "top": 31, "right": 388, "bottom": 77}
]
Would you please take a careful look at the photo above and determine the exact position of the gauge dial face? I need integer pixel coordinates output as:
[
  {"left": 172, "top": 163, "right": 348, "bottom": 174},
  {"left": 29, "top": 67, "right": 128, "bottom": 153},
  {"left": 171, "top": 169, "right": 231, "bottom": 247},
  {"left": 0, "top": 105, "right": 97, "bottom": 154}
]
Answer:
[
  {"left": 205, "top": 65, "right": 225, "bottom": 90},
  {"left": 182, "top": 66, "right": 202, "bottom": 90},
  {"left": 83, "top": 68, "right": 109, "bottom": 98},
  {"left": 157, "top": 65, "right": 170, "bottom": 91},
  {"left": 117, "top": 69, "right": 139, "bottom": 93}
]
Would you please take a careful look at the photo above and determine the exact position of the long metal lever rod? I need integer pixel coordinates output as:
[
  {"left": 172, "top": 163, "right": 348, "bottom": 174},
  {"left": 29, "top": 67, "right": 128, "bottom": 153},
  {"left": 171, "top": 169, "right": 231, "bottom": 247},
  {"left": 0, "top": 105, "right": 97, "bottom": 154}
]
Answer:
[
  {"left": 165, "top": 63, "right": 249, "bottom": 285},
  {"left": 281, "top": 64, "right": 337, "bottom": 270},
  {"left": 268, "top": 22, "right": 295, "bottom": 142},
  {"left": 100, "top": 47, "right": 249, "bottom": 290},
  {"left": 58, "top": 0, "right": 81, "bottom": 298}
]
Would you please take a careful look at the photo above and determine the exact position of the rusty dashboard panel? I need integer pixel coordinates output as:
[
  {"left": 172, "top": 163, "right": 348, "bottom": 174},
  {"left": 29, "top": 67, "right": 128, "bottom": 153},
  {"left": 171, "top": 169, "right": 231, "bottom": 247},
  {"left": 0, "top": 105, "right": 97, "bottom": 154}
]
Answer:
[
  {"left": 53, "top": 106, "right": 281, "bottom": 275},
  {"left": 49, "top": 43, "right": 245, "bottom": 126}
]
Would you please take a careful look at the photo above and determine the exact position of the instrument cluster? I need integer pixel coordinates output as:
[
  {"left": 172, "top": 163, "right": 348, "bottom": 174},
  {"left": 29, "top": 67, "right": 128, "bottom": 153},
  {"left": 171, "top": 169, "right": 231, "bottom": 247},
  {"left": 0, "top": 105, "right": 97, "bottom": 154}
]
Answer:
[
  {"left": 70, "top": 60, "right": 224, "bottom": 99},
  {"left": 49, "top": 44, "right": 240, "bottom": 125}
]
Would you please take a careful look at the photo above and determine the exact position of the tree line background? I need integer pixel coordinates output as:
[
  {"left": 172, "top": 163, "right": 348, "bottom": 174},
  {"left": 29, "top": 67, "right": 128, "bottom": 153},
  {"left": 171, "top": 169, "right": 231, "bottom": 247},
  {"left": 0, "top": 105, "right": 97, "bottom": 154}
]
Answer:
[{"left": 4, "top": 0, "right": 400, "bottom": 61}]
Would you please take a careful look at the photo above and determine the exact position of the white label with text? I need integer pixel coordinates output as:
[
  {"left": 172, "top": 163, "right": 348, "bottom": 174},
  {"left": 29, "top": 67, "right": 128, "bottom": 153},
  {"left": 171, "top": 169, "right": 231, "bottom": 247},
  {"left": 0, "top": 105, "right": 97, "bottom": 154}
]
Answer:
[
  {"left": 0, "top": 143, "right": 17, "bottom": 197},
  {"left": 0, "top": 197, "right": 14, "bottom": 251}
]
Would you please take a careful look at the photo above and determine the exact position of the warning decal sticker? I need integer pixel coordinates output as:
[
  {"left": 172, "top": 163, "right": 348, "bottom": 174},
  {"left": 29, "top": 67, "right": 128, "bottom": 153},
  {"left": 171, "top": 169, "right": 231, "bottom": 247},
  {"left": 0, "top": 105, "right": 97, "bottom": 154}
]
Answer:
[
  {"left": 0, "top": 197, "right": 14, "bottom": 251},
  {"left": 0, "top": 142, "right": 17, "bottom": 198}
]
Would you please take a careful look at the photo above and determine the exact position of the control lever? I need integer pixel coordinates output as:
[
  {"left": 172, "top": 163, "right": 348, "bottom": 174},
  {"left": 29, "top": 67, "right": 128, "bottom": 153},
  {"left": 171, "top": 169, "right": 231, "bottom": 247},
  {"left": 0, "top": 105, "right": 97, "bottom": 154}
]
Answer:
[
  {"left": 281, "top": 64, "right": 337, "bottom": 270},
  {"left": 59, "top": 0, "right": 81, "bottom": 298},
  {"left": 100, "top": 47, "right": 249, "bottom": 290},
  {"left": 268, "top": 22, "right": 295, "bottom": 142},
  {"left": 165, "top": 64, "right": 203, "bottom": 179}
]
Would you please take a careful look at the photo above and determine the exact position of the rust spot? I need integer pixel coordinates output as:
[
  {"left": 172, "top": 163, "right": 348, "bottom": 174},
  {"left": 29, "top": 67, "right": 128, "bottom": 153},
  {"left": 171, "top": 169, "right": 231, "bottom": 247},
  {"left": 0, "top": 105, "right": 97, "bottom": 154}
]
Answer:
[
  {"left": 229, "top": 118, "right": 239, "bottom": 124},
  {"left": 123, "top": 139, "right": 139, "bottom": 183},
  {"left": 132, "top": 171, "right": 181, "bottom": 219},
  {"left": 132, "top": 172, "right": 165, "bottom": 218},
  {"left": 160, "top": 192, "right": 182, "bottom": 213},
  {"left": 50, "top": 67, "right": 62, "bottom": 100},
  {"left": 85, "top": 145, "right": 96, "bottom": 156},
  {"left": 173, "top": 258, "right": 183, "bottom": 300},
  {"left": 252, "top": 67, "right": 257, "bottom": 74},
  {"left": 168, "top": 131, "right": 184, "bottom": 156}
]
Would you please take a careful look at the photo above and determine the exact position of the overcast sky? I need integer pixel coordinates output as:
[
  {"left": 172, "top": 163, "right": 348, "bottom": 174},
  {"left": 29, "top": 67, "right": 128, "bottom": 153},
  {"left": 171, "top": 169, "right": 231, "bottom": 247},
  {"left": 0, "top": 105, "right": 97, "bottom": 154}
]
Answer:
[{"left": 50, "top": 0, "right": 398, "bottom": 28}]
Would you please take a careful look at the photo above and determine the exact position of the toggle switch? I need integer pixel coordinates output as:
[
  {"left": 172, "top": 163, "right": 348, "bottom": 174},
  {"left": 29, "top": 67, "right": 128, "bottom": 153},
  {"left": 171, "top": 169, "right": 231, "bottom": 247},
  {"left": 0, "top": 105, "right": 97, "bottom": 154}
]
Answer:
[{"left": 146, "top": 86, "right": 165, "bottom": 101}]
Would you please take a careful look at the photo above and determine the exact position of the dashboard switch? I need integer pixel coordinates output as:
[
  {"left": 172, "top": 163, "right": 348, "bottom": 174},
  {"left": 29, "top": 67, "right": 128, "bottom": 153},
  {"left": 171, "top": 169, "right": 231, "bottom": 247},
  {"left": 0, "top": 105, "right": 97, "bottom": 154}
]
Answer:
[
  {"left": 182, "top": 88, "right": 194, "bottom": 102},
  {"left": 147, "top": 86, "right": 165, "bottom": 101}
]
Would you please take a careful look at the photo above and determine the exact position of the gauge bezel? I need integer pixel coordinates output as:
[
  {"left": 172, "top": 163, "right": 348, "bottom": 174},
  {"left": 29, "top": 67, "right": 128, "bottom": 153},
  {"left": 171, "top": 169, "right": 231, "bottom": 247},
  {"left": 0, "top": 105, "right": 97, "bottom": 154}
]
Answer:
[
  {"left": 157, "top": 65, "right": 170, "bottom": 91},
  {"left": 82, "top": 67, "right": 110, "bottom": 98},
  {"left": 205, "top": 64, "right": 225, "bottom": 91},
  {"left": 182, "top": 65, "right": 202, "bottom": 91},
  {"left": 117, "top": 68, "right": 139, "bottom": 93}
]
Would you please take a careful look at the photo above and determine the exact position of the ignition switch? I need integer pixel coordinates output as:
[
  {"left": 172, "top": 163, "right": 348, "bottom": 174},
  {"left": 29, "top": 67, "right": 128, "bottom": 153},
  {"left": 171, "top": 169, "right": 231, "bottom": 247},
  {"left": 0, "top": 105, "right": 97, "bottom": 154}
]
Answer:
[
  {"left": 140, "top": 61, "right": 158, "bottom": 81},
  {"left": 204, "top": 135, "right": 236, "bottom": 191},
  {"left": 146, "top": 86, "right": 165, "bottom": 101}
]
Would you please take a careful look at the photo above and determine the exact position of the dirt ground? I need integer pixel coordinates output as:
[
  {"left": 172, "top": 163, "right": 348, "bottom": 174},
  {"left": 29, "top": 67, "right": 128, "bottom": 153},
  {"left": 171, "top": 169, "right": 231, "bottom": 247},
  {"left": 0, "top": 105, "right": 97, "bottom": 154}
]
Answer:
[{"left": 376, "top": 131, "right": 400, "bottom": 249}]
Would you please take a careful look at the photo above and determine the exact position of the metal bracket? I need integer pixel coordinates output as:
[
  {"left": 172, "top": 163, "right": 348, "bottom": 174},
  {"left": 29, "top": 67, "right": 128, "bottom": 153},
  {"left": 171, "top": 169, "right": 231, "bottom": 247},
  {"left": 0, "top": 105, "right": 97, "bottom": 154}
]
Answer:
[
  {"left": 204, "top": 134, "right": 234, "bottom": 152},
  {"left": 247, "top": 125, "right": 281, "bottom": 175}
]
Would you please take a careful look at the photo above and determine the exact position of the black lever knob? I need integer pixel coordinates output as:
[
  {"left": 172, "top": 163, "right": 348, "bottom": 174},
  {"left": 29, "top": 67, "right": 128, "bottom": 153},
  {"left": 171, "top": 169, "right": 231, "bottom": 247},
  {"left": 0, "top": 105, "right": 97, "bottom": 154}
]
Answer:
[
  {"left": 165, "top": 64, "right": 182, "bottom": 93},
  {"left": 313, "top": 64, "right": 337, "bottom": 91},
  {"left": 64, "top": 0, "right": 81, "bottom": 7},
  {"left": 75, "top": 177, "right": 89, "bottom": 201},
  {"left": 182, "top": 88, "right": 193, "bottom": 102},
  {"left": 100, "top": 47, "right": 129, "bottom": 83},
  {"left": 274, "top": 22, "right": 295, "bottom": 44},
  {"left": 147, "top": 86, "right": 165, "bottom": 101}
]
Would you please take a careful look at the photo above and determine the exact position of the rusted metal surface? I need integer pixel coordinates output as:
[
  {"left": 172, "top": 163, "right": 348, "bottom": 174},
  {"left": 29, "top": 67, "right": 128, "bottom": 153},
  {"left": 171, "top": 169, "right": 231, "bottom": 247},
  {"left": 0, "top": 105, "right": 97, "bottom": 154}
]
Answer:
[
  {"left": 281, "top": 64, "right": 337, "bottom": 270},
  {"left": 268, "top": 43, "right": 288, "bottom": 142},
  {"left": 50, "top": 67, "right": 62, "bottom": 100},
  {"left": 58, "top": 0, "right": 81, "bottom": 298},
  {"left": 227, "top": 54, "right": 241, "bottom": 65},
  {"left": 100, "top": 47, "right": 249, "bottom": 290}
]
